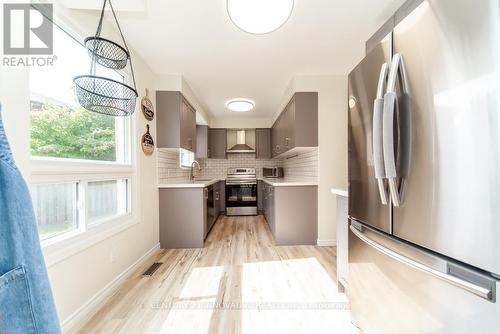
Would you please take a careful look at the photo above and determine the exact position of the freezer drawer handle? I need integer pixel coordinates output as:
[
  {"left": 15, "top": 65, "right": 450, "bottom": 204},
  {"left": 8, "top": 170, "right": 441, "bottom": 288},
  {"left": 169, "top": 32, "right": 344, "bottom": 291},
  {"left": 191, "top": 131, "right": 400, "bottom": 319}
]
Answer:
[
  {"left": 383, "top": 53, "right": 410, "bottom": 207},
  {"left": 373, "top": 62, "right": 389, "bottom": 205},
  {"left": 350, "top": 224, "right": 495, "bottom": 301}
]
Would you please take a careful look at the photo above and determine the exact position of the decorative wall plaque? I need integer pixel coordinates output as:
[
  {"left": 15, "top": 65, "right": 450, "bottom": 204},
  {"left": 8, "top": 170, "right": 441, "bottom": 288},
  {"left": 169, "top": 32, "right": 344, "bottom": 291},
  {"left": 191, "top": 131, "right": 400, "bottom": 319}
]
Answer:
[
  {"left": 141, "top": 124, "right": 154, "bottom": 155},
  {"left": 141, "top": 88, "right": 154, "bottom": 121}
]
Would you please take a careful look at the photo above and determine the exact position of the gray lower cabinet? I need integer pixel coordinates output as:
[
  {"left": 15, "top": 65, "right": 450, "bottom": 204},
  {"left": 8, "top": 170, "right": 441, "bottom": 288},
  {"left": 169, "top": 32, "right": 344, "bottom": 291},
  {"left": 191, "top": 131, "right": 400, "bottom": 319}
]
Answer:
[
  {"left": 205, "top": 185, "right": 218, "bottom": 237},
  {"left": 257, "top": 180, "right": 264, "bottom": 212},
  {"left": 214, "top": 184, "right": 220, "bottom": 219},
  {"left": 272, "top": 92, "right": 318, "bottom": 157},
  {"left": 156, "top": 91, "right": 197, "bottom": 153},
  {"left": 159, "top": 187, "right": 207, "bottom": 248},
  {"left": 218, "top": 181, "right": 226, "bottom": 213},
  {"left": 213, "top": 182, "right": 224, "bottom": 220},
  {"left": 263, "top": 184, "right": 318, "bottom": 245},
  {"left": 266, "top": 185, "right": 276, "bottom": 234}
]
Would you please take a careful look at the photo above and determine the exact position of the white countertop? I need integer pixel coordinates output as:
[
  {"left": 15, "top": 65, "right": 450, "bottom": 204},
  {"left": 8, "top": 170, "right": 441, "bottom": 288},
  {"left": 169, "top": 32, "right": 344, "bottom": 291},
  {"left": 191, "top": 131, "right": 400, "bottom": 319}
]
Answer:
[
  {"left": 260, "top": 178, "right": 318, "bottom": 187},
  {"left": 158, "top": 178, "right": 318, "bottom": 188},
  {"left": 330, "top": 188, "right": 348, "bottom": 197},
  {"left": 158, "top": 179, "right": 221, "bottom": 188}
]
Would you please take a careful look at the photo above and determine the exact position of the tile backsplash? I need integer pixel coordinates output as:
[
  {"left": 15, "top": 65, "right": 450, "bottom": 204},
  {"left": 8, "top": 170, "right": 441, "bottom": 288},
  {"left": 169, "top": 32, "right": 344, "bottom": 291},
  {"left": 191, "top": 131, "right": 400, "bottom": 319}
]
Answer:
[
  {"left": 157, "top": 147, "right": 319, "bottom": 183},
  {"left": 198, "top": 154, "right": 279, "bottom": 179},
  {"left": 281, "top": 147, "right": 319, "bottom": 180},
  {"left": 157, "top": 148, "right": 190, "bottom": 184}
]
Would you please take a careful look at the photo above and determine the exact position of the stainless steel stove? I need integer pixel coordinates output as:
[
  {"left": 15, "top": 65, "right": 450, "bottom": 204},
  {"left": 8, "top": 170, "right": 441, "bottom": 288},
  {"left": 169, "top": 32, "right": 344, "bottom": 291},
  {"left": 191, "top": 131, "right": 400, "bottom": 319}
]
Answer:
[{"left": 225, "top": 168, "right": 257, "bottom": 216}]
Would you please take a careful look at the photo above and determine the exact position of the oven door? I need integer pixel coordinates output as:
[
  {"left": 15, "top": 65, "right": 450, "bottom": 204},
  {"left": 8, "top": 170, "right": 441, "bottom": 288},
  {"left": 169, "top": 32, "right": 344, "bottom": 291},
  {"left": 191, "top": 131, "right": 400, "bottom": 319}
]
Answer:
[{"left": 225, "top": 183, "right": 257, "bottom": 216}]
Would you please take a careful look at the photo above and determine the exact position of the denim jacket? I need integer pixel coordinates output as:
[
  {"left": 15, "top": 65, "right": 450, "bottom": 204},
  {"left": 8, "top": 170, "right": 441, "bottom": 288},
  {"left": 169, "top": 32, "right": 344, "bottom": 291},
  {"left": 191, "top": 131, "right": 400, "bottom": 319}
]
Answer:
[{"left": 0, "top": 108, "right": 61, "bottom": 333}]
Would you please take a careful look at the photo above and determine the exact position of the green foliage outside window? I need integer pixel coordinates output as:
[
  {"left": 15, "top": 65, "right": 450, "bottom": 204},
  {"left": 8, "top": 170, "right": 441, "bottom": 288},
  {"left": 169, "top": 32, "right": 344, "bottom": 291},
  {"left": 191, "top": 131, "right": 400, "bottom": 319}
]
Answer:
[{"left": 30, "top": 103, "right": 117, "bottom": 161}]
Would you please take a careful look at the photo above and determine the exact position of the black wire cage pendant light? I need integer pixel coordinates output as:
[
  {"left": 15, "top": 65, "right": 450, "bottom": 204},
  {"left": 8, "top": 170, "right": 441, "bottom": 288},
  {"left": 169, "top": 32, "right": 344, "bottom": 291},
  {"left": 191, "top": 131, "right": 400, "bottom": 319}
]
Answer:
[{"left": 73, "top": 0, "right": 138, "bottom": 117}]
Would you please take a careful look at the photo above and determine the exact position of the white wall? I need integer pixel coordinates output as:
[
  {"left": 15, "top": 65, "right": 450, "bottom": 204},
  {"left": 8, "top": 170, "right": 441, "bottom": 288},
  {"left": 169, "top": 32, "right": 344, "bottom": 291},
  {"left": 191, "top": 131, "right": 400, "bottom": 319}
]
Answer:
[
  {"left": 1, "top": 3, "right": 159, "bottom": 330},
  {"left": 277, "top": 75, "right": 348, "bottom": 244},
  {"left": 0, "top": 66, "right": 30, "bottom": 180},
  {"left": 210, "top": 117, "right": 272, "bottom": 129}
]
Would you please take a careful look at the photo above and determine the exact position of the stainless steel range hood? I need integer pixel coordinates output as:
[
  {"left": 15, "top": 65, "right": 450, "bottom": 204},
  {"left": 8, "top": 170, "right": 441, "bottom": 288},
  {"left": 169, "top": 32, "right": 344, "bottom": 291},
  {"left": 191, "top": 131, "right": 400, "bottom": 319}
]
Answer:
[{"left": 227, "top": 130, "right": 255, "bottom": 153}]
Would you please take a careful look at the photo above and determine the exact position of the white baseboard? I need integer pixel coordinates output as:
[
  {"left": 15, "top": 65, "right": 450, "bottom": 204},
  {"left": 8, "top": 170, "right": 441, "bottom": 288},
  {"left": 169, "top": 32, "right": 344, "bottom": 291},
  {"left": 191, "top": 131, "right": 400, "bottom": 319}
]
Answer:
[
  {"left": 61, "top": 243, "right": 160, "bottom": 333},
  {"left": 317, "top": 239, "right": 337, "bottom": 247}
]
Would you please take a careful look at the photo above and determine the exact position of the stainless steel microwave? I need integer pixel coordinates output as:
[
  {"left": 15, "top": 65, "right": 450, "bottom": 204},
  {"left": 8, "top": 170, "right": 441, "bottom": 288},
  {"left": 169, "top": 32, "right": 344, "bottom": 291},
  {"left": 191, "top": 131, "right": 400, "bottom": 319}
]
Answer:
[{"left": 263, "top": 167, "right": 284, "bottom": 178}]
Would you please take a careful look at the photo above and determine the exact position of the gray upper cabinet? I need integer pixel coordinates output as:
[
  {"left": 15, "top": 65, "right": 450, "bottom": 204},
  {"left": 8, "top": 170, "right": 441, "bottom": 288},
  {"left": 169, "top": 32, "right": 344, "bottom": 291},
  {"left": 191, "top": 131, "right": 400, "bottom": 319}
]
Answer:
[
  {"left": 284, "top": 98, "right": 295, "bottom": 150},
  {"left": 271, "top": 120, "right": 279, "bottom": 157},
  {"left": 196, "top": 126, "right": 227, "bottom": 159},
  {"left": 255, "top": 128, "right": 271, "bottom": 159},
  {"left": 208, "top": 128, "right": 227, "bottom": 159},
  {"left": 196, "top": 125, "right": 209, "bottom": 158},
  {"left": 156, "top": 91, "right": 197, "bottom": 153},
  {"left": 272, "top": 113, "right": 286, "bottom": 157},
  {"left": 183, "top": 98, "right": 197, "bottom": 152},
  {"left": 272, "top": 92, "right": 318, "bottom": 157}
]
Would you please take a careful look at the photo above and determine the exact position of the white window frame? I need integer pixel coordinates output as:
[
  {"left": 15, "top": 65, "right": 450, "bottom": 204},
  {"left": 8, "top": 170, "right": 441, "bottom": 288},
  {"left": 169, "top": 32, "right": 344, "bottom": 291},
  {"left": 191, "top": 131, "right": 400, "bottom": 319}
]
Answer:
[{"left": 28, "top": 15, "right": 140, "bottom": 267}]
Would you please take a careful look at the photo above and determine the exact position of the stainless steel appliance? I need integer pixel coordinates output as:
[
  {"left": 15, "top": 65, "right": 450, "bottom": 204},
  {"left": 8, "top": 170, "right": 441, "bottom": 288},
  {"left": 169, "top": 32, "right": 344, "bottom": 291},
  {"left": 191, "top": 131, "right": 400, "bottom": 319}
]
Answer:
[
  {"left": 226, "top": 130, "right": 255, "bottom": 153},
  {"left": 348, "top": 0, "right": 500, "bottom": 332},
  {"left": 225, "top": 168, "right": 257, "bottom": 216},
  {"left": 263, "top": 167, "right": 284, "bottom": 178}
]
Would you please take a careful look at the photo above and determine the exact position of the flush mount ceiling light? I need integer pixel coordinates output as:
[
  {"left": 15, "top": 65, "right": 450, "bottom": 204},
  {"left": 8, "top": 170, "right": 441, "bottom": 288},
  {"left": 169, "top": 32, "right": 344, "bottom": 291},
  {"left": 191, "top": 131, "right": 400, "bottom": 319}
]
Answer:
[
  {"left": 227, "top": 0, "right": 294, "bottom": 34},
  {"left": 226, "top": 99, "right": 255, "bottom": 112}
]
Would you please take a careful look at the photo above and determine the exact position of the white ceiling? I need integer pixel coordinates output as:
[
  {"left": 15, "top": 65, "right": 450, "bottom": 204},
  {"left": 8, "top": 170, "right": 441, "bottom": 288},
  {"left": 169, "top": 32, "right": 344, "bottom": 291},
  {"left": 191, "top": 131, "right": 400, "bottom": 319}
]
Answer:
[
  {"left": 60, "top": 0, "right": 147, "bottom": 12},
  {"left": 79, "top": 0, "right": 406, "bottom": 121}
]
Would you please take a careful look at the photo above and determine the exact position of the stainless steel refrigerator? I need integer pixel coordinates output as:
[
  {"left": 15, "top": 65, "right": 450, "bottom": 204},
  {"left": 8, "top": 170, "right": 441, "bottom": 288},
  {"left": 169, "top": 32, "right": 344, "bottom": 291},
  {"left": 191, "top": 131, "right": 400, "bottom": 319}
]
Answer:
[{"left": 347, "top": 0, "right": 500, "bottom": 333}]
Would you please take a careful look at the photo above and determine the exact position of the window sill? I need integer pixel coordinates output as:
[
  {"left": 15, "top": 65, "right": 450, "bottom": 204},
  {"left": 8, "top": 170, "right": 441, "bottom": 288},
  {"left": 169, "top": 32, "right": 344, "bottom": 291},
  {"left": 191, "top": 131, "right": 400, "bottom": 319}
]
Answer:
[
  {"left": 31, "top": 157, "right": 134, "bottom": 176},
  {"left": 42, "top": 214, "right": 139, "bottom": 268}
]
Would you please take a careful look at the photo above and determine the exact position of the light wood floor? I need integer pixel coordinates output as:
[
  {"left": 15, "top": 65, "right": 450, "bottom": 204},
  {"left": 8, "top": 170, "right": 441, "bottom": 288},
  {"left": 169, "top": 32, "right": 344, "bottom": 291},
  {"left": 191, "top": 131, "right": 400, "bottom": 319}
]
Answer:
[{"left": 80, "top": 215, "right": 353, "bottom": 334}]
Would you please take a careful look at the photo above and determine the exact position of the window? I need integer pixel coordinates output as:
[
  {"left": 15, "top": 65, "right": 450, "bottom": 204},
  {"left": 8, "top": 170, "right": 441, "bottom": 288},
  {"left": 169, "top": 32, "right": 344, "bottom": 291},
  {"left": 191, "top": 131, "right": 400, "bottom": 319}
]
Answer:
[
  {"left": 180, "top": 148, "right": 194, "bottom": 168},
  {"left": 29, "top": 27, "right": 129, "bottom": 163},
  {"left": 28, "top": 21, "right": 136, "bottom": 249},
  {"left": 87, "top": 179, "right": 129, "bottom": 224},
  {"left": 31, "top": 182, "right": 79, "bottom": 241}
]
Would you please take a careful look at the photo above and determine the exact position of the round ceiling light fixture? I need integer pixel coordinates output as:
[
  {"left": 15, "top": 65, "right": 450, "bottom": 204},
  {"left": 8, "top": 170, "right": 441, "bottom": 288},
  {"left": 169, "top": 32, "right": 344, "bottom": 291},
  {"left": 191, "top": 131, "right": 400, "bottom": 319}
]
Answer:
[
  {"left": 226, "top": 99, "right": 255, "bottom": 112},
  {"left": 227, "top": 0, "right": 294, "bottom": 34}
]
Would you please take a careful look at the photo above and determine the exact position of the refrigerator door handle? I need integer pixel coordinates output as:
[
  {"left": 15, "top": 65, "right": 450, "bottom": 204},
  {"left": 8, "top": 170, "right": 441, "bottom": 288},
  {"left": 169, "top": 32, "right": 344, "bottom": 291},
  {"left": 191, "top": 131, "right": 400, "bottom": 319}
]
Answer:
[
  {"left": 373, "top": 62, "right": 389, "bottom": 205},
  {"left": 350, "top": 223, "right": 496, "bottom": 301},
  {"left": 383, "top": 53, "right": 409, "bottom": 206}
]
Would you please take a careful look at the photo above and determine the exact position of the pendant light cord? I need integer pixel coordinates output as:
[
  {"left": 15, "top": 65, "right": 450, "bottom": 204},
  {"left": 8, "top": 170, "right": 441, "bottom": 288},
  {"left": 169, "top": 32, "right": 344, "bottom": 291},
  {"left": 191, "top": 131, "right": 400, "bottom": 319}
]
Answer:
[
  {"left": 90, "top": 0, "right": 137, "bottom": 91},
  {"left": 108, "top": 0, "right": 137, "bottom": 91}
]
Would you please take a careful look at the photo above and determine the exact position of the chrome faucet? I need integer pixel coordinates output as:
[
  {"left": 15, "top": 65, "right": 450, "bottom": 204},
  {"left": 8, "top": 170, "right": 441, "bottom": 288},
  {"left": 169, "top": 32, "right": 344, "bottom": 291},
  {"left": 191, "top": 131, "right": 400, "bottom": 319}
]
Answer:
[{"left": 190, "top": 160, "right": 201, "bottom": 181}]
